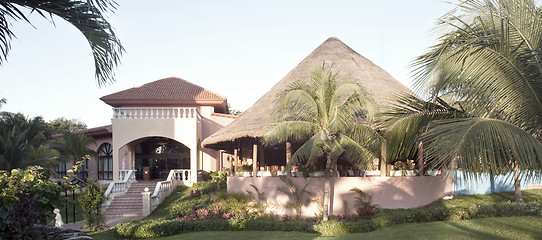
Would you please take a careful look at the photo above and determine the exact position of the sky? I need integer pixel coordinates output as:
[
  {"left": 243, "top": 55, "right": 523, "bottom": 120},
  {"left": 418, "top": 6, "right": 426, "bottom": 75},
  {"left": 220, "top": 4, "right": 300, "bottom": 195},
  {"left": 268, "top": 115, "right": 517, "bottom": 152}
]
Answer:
[{"left": 0, "top": 0, "right": 452, "bottom": 128}]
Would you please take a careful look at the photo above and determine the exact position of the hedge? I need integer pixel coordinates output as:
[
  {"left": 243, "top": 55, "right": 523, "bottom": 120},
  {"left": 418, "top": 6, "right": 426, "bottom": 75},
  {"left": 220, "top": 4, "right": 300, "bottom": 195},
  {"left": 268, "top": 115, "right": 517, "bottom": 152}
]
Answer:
[{"left": 116, "top": 201, "right": 542, "bottom": 238}]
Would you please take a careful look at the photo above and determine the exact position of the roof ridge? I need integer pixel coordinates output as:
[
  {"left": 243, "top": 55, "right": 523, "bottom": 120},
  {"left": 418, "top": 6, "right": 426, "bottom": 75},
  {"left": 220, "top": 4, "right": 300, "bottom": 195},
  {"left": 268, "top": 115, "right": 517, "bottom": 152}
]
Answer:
[{"left": 100, "top": 76, "right": 227, "bottom": 108}]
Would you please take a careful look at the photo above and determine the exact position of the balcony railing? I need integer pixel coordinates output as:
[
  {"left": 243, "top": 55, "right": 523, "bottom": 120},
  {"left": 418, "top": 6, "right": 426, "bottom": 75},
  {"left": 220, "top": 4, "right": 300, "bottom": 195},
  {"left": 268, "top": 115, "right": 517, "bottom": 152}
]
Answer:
[{"left": 113, "top": 107, "right": 200, "bottom": 120}]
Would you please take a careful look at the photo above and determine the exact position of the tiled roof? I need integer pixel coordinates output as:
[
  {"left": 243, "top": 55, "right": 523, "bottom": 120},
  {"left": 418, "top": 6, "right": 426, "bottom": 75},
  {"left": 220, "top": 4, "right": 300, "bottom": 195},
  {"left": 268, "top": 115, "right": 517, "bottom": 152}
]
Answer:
[{"left": 100, "top": 77, "right": 227, "bottom": 107}]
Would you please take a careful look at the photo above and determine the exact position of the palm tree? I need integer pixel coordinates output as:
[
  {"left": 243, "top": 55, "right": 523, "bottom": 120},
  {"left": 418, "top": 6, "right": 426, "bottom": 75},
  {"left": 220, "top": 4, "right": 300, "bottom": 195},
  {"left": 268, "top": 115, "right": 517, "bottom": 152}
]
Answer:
[
  {"left": 403, "top": 0, "right": 542, "bottom": 202},
  {"left": 49, "top": 131, "right": 96, "bottom": 180},
  {"left": 1, "top": 0, "right": 124, "bottom": 86},
  {"left": 264, "top": 67, "right": 381, "bottom": 220},
  {"left": 0, "top": 112, "right": 50, "bottom": 169}
]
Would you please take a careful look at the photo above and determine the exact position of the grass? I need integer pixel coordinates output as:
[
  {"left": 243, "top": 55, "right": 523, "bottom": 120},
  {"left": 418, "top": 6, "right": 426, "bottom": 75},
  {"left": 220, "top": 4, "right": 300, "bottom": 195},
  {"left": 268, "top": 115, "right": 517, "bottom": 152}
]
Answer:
[
  {"left": 424, "top": 189, "right": 542, "bottom": 209},
  {"left": 90, "top": 216, "right": 542, "bottom": 240},
  {"left": 145, "top": 186, "right": 190, "bottom": 220}
]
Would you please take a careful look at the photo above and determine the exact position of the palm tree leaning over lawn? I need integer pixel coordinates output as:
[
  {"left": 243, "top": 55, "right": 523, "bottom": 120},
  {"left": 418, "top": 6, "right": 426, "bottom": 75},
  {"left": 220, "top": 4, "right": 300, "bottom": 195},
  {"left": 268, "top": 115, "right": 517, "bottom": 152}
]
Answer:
[
  {"left": 0, "top": 0, "right": 124, "bottom": 85},
  {"left": 264, "top": 66, "right": 381, "bottom": 221},
  {"left": 397, "top": 0, "right": 542, "bottom": 202}
]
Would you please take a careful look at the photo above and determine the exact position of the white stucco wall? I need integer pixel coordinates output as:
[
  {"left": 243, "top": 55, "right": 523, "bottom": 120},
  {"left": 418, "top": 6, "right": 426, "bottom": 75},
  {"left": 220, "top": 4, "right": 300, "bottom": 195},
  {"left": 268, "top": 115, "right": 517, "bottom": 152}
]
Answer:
[{"left": 111, "top": 117, "right": 199, "bottom": 181}]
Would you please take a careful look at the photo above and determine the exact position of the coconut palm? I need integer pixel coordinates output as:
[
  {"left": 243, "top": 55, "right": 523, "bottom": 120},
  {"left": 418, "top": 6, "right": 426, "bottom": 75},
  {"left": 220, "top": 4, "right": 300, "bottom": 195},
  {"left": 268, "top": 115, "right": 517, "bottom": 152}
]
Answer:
[
  {"left": 0, "top": 0, "right": 123, "bottom": 86},
  {"left": 403, "top": 0, "right": 542, "bottom": 202},
  {"left": 264, "top": 67, "right": 381, "bottom": 221}
]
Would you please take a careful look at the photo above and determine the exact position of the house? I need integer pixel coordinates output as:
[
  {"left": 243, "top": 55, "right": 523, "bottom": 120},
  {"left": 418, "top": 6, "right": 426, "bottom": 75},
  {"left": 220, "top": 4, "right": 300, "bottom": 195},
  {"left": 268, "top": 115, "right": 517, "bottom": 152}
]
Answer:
[{"left": 58, "top": 77, "right": 237, "bottom": 185}]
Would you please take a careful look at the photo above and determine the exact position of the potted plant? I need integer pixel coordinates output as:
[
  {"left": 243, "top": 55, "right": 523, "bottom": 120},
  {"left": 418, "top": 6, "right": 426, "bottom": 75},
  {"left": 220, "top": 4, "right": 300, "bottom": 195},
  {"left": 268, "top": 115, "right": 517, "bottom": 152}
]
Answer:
[
  {"left": 390, "top": 159, "right": 417, "bottom": 176},
  {"left": 235, "top": 163, "right": 252, "bottom": 177}
]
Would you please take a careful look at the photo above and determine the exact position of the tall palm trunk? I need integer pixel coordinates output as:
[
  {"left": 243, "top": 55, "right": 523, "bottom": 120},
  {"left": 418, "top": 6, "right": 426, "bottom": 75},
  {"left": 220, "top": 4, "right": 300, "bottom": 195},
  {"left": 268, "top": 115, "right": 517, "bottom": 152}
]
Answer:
[
  {"left": 323, "top": 154, "right": 331, "bottom": 221},
  {"left": 514, "top": 163, "right": 522, "bottom": 203}
]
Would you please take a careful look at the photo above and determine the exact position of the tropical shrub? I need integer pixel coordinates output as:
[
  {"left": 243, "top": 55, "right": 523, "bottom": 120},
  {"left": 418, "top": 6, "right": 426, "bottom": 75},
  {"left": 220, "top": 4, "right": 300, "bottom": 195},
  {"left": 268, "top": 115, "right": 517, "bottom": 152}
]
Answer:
[
  {"left": 0, "top": 167, "right": 64, "bottom": 239},
  {"left": 350, "top": 188, "right": 380, "bottom": 219},
  {"left": 314, "top": 220, "right": 377, "bottom": 236},
  {"left": 277, "top": 177, "right": 313, "bottom": 218},
  {"left": 78, "top": 178, "right": 106, "bottom": 231},
  {"left": 116, "top": 218, "right": 315, "bottom": 239}
]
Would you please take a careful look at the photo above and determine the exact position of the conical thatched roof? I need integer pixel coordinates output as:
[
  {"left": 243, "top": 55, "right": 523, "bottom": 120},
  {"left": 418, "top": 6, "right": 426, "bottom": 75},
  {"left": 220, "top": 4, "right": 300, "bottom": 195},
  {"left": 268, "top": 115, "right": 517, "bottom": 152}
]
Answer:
[{"left": 202, "top": 37, "right": 412, "bottom": 149}]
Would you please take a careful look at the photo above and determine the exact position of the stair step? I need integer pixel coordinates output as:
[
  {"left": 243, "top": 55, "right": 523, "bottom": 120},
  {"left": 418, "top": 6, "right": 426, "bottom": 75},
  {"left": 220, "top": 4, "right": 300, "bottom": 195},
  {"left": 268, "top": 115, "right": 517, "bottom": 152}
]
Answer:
[
  {"left": 105, "top": 180, "right": 165, "bottom": 220},
  {"left": 106, "top": 212, "right": 142, "bottom": 217}
]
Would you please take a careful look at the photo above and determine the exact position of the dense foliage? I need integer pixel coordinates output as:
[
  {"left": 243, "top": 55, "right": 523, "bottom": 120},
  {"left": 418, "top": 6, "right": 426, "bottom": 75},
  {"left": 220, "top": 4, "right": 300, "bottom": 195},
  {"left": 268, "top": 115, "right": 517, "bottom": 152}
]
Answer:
[
  {"left": 0, "top": 168, "right": 64, "bottom": 239},
  {"left": 78, "top": 178, "right": 106, "bottom": 231}
]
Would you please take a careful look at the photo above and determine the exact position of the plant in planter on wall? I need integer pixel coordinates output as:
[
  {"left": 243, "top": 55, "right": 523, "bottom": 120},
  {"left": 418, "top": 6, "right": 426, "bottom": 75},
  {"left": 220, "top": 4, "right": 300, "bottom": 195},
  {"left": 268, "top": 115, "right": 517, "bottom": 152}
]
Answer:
[
  {"left": 391, "top": 160, "right": 417, "bottom": 176},
  {"left": 236, "top": 163, "right": 252, "bottom": 176}
]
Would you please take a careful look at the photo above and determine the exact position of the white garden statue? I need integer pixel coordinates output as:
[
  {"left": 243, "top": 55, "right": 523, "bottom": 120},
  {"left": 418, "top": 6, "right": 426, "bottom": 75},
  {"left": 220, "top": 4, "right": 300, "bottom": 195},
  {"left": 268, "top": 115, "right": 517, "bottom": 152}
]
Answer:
[{"left": 53, "top": 208, "right": 64, "bottom": 228}]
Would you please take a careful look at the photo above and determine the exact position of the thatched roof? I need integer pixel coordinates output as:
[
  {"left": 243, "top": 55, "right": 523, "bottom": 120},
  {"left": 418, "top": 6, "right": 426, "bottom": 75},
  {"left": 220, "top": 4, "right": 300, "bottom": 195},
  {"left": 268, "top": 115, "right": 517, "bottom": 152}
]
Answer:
[{"left": 202, "top": 37, "right": 412, "bottom": 149}]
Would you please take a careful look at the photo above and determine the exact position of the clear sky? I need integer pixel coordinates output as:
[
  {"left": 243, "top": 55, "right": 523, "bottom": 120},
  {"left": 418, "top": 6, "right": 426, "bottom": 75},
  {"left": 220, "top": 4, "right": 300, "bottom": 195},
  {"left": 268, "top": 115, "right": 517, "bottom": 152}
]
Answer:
[{"left": 0, "top": 0, "right": 451, "bottom": 128}]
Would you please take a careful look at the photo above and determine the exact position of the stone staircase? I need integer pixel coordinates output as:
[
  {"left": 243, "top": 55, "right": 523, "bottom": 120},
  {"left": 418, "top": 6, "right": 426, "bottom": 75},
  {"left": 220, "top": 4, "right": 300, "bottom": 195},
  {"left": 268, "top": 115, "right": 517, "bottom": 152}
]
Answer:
[{"left": 105, "top": 180, "right": 159, "bottom": 219}]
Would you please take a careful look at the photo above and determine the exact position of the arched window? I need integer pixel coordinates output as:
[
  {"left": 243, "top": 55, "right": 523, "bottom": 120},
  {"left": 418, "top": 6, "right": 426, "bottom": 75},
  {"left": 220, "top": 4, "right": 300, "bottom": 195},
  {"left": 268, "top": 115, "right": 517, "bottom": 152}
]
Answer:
[{"left": 98, "top": 143, "right": 113, "bottom": 180}]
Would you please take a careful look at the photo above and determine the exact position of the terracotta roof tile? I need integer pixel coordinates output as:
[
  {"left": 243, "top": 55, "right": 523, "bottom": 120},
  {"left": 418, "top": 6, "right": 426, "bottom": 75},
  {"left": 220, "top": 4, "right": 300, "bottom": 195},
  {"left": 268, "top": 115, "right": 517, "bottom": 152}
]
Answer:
[{"left": 100, "top": 77, "right": 227, "bottom": 107}]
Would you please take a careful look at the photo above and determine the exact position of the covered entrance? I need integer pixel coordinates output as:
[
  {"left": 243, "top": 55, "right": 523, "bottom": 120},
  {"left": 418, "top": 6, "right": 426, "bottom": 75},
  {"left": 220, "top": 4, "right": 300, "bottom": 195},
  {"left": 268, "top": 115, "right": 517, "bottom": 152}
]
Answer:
[{"left": 135, "top": 137, "right": 190, "bottom": 180}]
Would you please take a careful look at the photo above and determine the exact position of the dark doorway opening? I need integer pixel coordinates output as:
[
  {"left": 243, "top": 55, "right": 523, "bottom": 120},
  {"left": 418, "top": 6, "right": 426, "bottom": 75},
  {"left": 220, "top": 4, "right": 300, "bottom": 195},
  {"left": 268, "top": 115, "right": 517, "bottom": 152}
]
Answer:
[{"left": 135, "top": 137, "right": 190, "bottom": 180}]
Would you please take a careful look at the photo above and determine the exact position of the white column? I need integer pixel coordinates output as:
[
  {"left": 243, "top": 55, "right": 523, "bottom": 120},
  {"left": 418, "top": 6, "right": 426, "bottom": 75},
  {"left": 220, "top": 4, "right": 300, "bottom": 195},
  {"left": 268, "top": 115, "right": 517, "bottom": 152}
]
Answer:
[{"left": 142, "top": 188, "right": 151, "bottom": 217}]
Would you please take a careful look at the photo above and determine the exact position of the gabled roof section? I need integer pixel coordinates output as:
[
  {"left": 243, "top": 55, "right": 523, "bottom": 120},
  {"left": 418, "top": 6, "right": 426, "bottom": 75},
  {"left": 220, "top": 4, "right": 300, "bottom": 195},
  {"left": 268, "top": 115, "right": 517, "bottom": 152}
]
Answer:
[{"left": 100, "top": 77, "right": 228, "bottom": 113}]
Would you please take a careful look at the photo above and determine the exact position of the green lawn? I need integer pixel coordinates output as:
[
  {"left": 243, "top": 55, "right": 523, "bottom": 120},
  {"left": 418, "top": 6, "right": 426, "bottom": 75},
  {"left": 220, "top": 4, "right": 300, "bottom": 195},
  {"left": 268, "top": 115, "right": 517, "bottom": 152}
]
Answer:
[
  {"left": 90, "top": 216, "right": 542, "bottom": 240},
  {"left": 425, "top": 189, "right": 542, "bottom": 209}
]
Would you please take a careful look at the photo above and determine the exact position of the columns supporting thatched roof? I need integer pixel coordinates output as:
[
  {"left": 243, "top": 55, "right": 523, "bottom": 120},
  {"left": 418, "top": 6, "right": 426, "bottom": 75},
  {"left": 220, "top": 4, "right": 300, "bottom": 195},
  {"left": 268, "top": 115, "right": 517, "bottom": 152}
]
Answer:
[{"left": 202, "top": 37, "right": 412, "bottom": 149}]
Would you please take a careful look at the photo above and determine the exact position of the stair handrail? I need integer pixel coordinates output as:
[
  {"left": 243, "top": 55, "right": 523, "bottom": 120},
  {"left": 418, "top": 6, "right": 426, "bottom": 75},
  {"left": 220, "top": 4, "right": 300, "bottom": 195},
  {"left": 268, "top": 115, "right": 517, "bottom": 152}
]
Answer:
[{"left": 103, "top": 170, "right": 137, "bottom": 208}]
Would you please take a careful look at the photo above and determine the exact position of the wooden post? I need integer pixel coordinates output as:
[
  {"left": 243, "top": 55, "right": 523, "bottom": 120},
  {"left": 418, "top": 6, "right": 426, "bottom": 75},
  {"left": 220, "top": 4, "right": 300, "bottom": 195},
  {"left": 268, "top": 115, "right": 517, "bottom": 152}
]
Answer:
[
  {"left": 252, "top": 144, "right": 258, "bottom": 177},
  {"left": 234, "top": 148, "right": 239, "bottom": 175},
  {"left": 380, "top": 140, "right": 387, "bottom": 177},
  {"left": 417, "top": 141, "right": 425, "bottom": 176},
  {"left": 286, "top": 141, "right": 292, "bottom": 177},
  {"left": 229, "top": 156, "right": 233, "bottom": 176}
]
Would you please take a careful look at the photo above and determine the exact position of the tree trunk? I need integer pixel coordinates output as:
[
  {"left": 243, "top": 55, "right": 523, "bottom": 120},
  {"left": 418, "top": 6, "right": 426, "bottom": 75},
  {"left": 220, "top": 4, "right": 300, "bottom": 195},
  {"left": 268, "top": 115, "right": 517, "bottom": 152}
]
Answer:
[
  {"left": 252, "top": 144, "right": 258, "bottom": 177},
  {"left": 380, "top": 140, "right": 388, "bottom": 177},
  {"left": 286, "top": 142, "right": 292, "bottom": 177},
  {"left": 322, "top": 154, "right": 331, "bottom": 221},
  {"left": 417, "top": 141, "right": 425, "bottom": 176},
  {"left": 514, "top": 163, "right": 522, "bottom": 203}
]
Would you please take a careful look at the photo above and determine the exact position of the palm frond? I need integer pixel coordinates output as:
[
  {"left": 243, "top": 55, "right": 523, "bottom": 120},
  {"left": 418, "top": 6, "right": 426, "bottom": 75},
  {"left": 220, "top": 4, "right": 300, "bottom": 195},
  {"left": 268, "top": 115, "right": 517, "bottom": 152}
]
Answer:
[
  {"left": 0, "top": 0, "right": 123, "bottom": 86},
  {"left": 411, "top": 0, "right": 542, "bottom": 134},
  {"left": 381, "top": 92, "right": 467, "bottom": 161},
  {"left": 422, "top": 118, "right": 542, "bottom": 176},
  {"left": 263, "top": 121, "right": 318, "bottom": 146},
  {"left": 335, "top": 135, "right": 377, "bottom": 168}
]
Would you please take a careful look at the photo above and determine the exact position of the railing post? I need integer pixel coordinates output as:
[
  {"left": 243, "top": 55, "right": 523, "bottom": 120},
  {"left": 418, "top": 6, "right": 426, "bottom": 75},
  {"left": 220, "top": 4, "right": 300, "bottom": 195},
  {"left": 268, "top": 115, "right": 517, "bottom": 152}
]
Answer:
[{"left": 142, "top": 187, "right": 151, "bottom": 217}]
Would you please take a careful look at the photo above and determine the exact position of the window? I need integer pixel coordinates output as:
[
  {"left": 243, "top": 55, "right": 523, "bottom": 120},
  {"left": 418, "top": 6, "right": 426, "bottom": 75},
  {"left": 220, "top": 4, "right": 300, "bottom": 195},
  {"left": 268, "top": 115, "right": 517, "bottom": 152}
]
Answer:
[
  {"left": 98, "top": 143, "right": 113, "bottom": 180},
  {"left": 55, "top": 162, "right": 67, "bottom": 178}
]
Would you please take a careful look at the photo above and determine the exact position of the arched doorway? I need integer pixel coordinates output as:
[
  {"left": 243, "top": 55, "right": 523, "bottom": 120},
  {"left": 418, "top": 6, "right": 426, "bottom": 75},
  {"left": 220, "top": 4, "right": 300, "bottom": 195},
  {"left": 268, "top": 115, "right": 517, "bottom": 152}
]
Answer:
[{"left": 134, "top": 137, "right": 190, "bottom": 180}]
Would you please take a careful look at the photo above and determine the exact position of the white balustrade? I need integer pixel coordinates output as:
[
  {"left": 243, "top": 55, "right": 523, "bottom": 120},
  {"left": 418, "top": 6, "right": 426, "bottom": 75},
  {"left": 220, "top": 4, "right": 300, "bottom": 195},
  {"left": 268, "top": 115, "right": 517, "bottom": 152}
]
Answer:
[
  {"left": 144, "top": 169, "right": 192, "bottom": 215},
  {"left": 103, "top": 170, "right": 137, "bottom": 209},
  {"left": 112, "top": 107, "right": 201, "bottom": 120}
]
